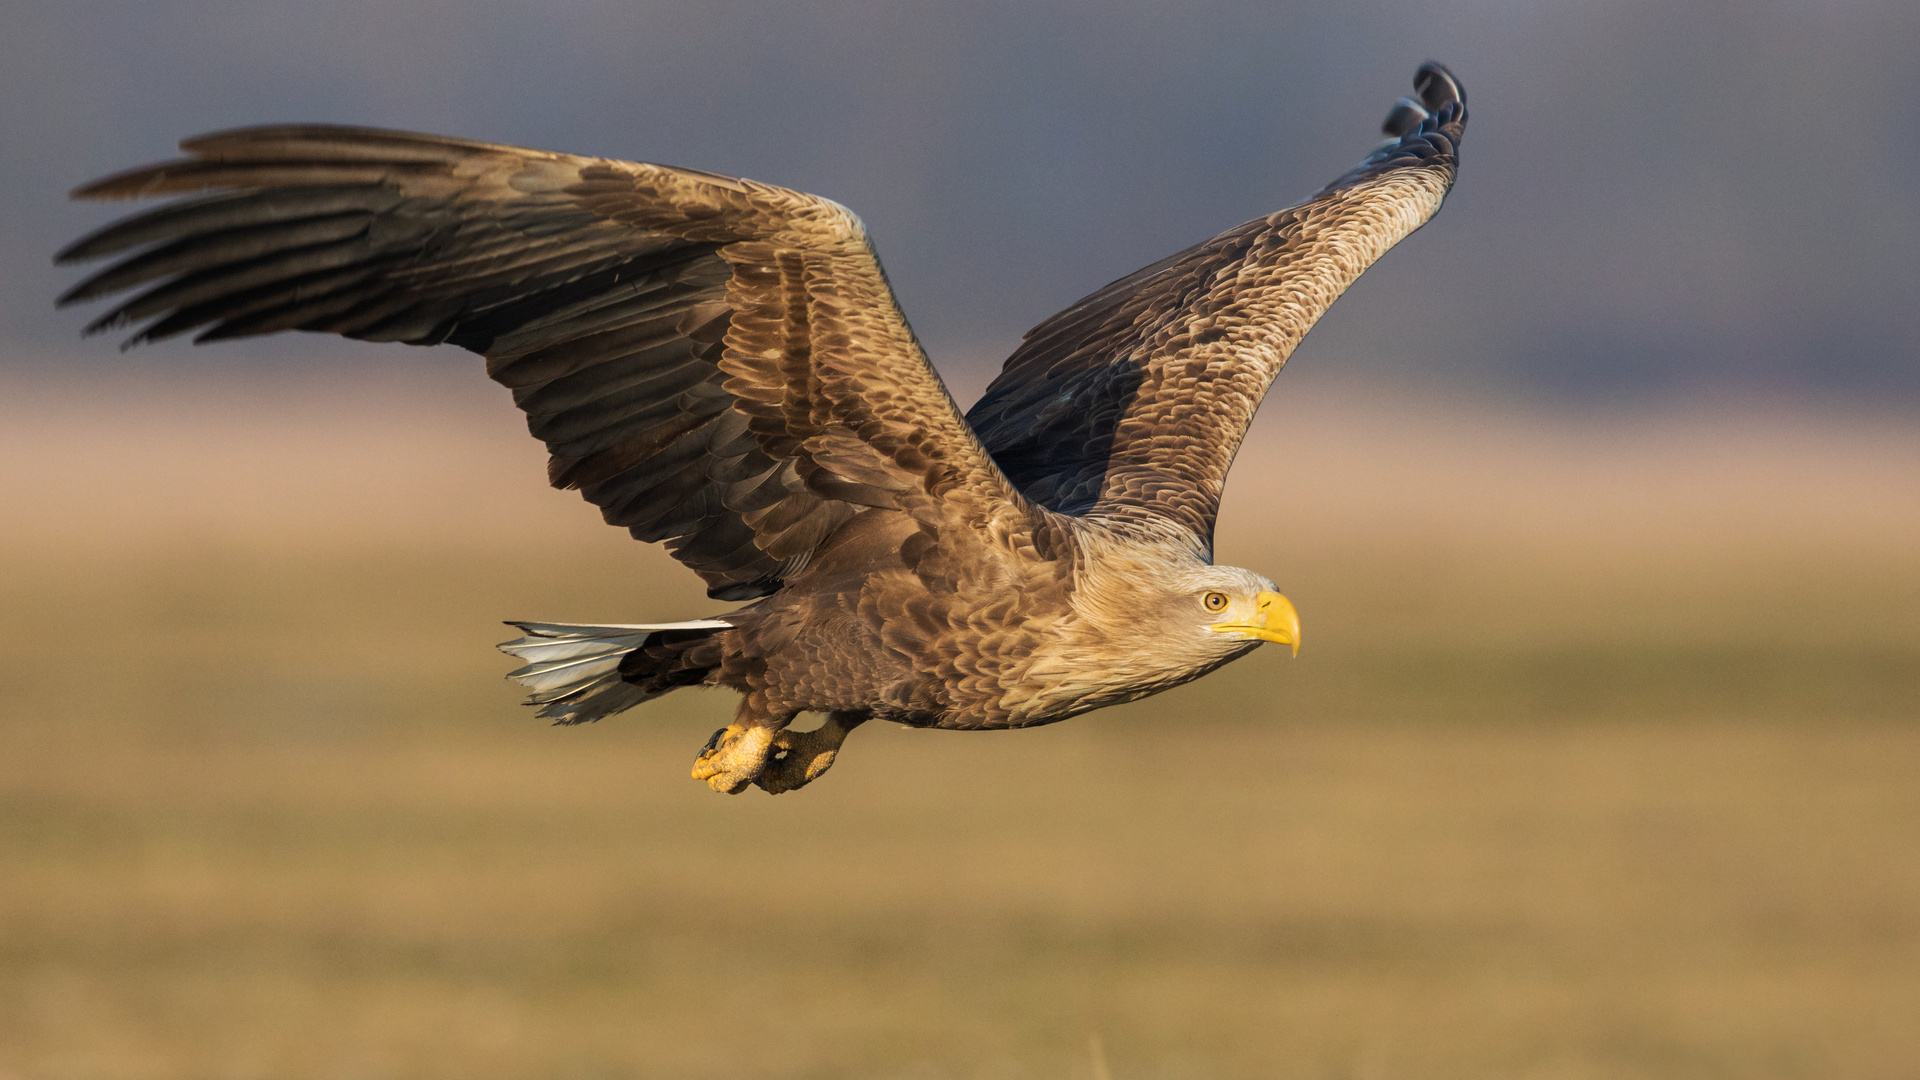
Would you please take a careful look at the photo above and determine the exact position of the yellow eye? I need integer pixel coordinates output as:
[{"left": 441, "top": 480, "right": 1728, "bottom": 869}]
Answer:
[{"left": 1203, "top": 591, "right": 1229, "bottom": 612}]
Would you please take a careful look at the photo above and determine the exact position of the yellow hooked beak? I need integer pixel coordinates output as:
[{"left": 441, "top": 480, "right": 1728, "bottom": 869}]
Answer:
[{"left": 1209, "top": 590, "right": 1301, "bottom": 656}]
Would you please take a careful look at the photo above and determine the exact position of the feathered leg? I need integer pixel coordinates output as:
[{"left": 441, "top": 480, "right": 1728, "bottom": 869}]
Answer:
[{"left": 756, "top": 711, "right": 867, "bottom": 794}]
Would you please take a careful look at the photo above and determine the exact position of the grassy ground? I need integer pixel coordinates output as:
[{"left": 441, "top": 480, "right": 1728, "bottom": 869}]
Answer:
[{"left": 1, "top": 363, "right": 1916, "bottom": 1079}]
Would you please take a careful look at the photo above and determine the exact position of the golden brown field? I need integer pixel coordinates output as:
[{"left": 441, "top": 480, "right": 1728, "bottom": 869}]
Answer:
[{"left": 2, "top": 359, "right": 1916, "bottom": 1079}]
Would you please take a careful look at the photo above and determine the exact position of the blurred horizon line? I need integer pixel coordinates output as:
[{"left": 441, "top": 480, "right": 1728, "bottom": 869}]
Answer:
[
  {"left": 7, "top": 340, "right": 1917, "bottom": 422},
  {"left": 5, "top": 344, "right": 1916, "bottom": 591}
]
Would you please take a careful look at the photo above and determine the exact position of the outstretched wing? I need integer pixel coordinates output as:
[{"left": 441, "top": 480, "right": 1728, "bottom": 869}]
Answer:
[
  {"left": 59, "top": 126, "right": 1023, "bottom": 599},
  {"left": 966, "top": 62, "right": 1467, "bottom": 555}
]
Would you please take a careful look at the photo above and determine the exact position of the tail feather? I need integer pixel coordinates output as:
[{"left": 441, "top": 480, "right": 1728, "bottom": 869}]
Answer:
[{"left": 498, "top": 619, "right": 730, "bottom": 725}]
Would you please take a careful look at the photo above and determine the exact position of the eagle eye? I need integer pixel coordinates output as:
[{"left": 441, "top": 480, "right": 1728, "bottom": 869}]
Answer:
[{"left": 1202, "top": 591, "right": 1229, "bottom": 613}]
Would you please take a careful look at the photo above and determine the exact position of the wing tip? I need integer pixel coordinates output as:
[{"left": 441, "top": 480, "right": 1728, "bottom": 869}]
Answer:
[
  {"left": 1414, "top": 61, "right": 1465, "bottom": 111},
  {"left": 69, "top": 163, "right": 175, "bottom": 202},
  {"left": 66, "top": 123, "right": 528, "bottom": 203},
  {"left": 176, "top": 122, "right": 516, "bottom": 157},
  {"left": 1381, "top": 62, "right": 1467, "bottom": 138}
]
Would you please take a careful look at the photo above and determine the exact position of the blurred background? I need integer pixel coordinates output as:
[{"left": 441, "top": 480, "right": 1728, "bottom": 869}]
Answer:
[{"left": 3, "top": 2, "right": 1917, "bottom": 1078}]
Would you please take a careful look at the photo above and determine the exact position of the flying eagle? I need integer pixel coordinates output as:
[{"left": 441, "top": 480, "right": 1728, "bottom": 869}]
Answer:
[{"left": 58, "top": 63, "right": 1466, "bottom": 794}]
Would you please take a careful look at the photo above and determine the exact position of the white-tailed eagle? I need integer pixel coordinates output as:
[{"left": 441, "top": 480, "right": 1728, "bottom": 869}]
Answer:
[{"left": 58, "top": 63, "right": 1467, "bottom": 793}]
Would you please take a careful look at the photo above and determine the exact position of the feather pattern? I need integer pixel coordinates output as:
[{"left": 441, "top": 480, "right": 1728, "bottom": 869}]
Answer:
[
  {"left": 60, "top": 126, "right": 1028, "bottom": 601},
  {"left": 966, "top": 62, "right": 1466, "bottom": 554},
  {"left": 497, "top": 620, "right": 734, "bottom": 723}
]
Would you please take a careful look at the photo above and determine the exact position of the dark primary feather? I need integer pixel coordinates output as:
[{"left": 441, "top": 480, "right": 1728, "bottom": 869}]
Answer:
[
  {"left": 58, "top": 125, "right": 1022, "bottom": 601},
  {"left": 966, "top": 61, "right": 1467, "bottom": 549}
]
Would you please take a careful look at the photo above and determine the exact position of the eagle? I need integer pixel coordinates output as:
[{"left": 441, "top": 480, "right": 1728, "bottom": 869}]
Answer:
[{"left": 57, "top": 63, "right": 1466, "bottom": 794}]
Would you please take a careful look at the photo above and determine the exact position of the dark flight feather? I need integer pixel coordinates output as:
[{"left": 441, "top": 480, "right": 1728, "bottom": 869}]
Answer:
[{"left": 61, "top": 124, "right": 1028, "bottom": 600}]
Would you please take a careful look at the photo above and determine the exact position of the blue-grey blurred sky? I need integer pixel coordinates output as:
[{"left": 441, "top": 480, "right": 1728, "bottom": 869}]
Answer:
[{"left": 7, "top": 0, "right": 1917, "bottom": 404}]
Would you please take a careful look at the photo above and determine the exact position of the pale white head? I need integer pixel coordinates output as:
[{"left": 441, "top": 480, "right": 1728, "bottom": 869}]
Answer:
[
  {"left": 1163, "top": 563, "right": 1301, "bottom": 657},
  {"left": 1067, "top": 551, "right": 1302, "bottom": 696}
]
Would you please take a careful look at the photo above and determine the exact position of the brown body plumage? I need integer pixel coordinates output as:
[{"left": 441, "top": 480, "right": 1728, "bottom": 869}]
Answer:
[{"left": 58, "top": 64, "right": 1467, "bottom": 793}]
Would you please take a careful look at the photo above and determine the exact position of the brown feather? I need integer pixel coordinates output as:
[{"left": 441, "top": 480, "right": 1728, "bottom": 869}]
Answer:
[{"left": 968, "top": 68, "right": 1465, "bottom": 553}]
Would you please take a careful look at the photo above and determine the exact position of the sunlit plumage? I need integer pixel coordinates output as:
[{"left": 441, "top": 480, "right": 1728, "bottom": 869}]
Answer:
[{"left": 58, "top": 63, "right": 1466, "bottom": 794}]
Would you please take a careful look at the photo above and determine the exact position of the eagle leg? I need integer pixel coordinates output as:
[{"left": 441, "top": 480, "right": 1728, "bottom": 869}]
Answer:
[
  {"left": 755, "top": 711, "right": 867, "bottom": 795},
  {"left": 690, "top": 717, "right": 779, "bottom": 794}
]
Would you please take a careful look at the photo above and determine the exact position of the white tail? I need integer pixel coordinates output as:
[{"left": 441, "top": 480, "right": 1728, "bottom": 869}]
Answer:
[{"left": 497, "top": 620, "right": 731, "bottom": 724}]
